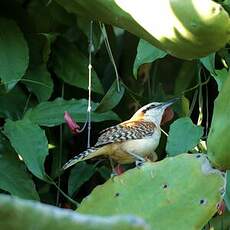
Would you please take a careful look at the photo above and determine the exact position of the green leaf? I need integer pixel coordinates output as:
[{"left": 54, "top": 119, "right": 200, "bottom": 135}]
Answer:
[
  {"left": 97, "top": 166, "right": 111, "bottom": 180},
  {"left": 95, "top": 81, "right": 125, "bottom": 113},
  {"left": 0, "top": 133, "right": 39, "bottom": 200},
  {"left": 27, "top": 0, "right": 75, "bottom": 33},
  {"left": 133, "top": 39, "right": 167, "bottom": 78},
  {"left": 166, "top": 117, "right": 203, "bottom": 156},
  {"left": 0, "top": 195, "right": 148, "bottom": 230},
  {"left": 68, "top": 162, "right": 96, "bottom": 196},
  {"left": 0, "top": 17, "right": 29, "bottom": 91},
  {"left": 224, "top": 170, "right": 230, "bottom": 211},
  {"left": 180, "top": 96, "right": 190, "bottom": 117},
  {"left": 56, "top": 0, "right": 230, "bottom": 60},
  {"left": 52, "top": 38, "right": 104, "bottom": 94},
  {"left": 3, "top": 119, "right": 49, "bottom": 181},
  {"left": 200, "top": 53, "right": 216, "bottom": 76},
  {"left": 0, "top": 86, "right": 28, "bottom": 120},
  {"left": 78, "top": 154, "right": 225, "bottom": 230},
  {"left": 24, "top": 98, "right": 120, "bottom": 127},
  {"left": 40, "top": 33, "right": 58, "bottom": 63},
  {"left": 213, "top": 69, "right": 229, "bottom": 92},
  {"left": 23, "top": 65, "right": 54, "bottom": 102}
]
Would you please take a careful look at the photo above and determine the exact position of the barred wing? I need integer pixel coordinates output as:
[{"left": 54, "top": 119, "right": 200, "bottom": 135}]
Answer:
[{"left": 95, "top": 120, "right": 156, "bottom": 147}]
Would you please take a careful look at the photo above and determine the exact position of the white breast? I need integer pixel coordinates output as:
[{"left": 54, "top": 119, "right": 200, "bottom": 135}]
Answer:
[{"left": 121, "top": 130, "right": 161, "bottom": 158}]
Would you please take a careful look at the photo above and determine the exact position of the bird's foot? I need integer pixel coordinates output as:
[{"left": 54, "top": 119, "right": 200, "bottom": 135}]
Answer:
[
  {"left": 110, "top": 164, "right": 125, "bottom": 179},
  {"left": 135, "top": 159, "right": 145, "bottom": 168}
]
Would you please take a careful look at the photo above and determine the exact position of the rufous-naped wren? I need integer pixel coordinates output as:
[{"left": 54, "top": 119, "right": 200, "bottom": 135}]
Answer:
[{"left": 63, "top": 98, "right": 177, "bottom": 170}]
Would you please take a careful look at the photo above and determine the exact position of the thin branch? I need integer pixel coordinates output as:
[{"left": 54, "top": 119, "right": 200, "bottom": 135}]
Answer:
[{"left": 99, "top": 22, "right": 120, "bottom": 92}]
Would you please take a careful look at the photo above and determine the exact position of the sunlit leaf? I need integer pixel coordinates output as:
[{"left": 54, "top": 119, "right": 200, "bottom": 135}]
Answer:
[{"left": 166, "top": 117, "right": 203, "bottom": 156}]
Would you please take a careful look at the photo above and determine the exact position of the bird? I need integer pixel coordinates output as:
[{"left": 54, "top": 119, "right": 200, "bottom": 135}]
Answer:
[{"left": 63, "top": 98, "right": 178, "bottom": 170}]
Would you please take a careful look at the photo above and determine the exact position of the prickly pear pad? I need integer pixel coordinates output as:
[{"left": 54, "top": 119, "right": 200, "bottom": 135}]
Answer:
[
  {"left": 78, "top": 154, "right": 225, "bottom": 230},
  {"left": 208, "top": 73, "right": 230, "bottom": 170}
]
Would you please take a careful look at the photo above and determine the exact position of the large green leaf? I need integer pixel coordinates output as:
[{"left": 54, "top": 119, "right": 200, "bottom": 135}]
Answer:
[
  {"left": 0, "top": 195, "right": 149, "bottom": 230},
  {"left": 23, "top": 65, "right": 54, "bottom": 102},
  {"left": 0, "top": 17, "right": 29, "bottom": 91},
  {"left": 0, "top": 86, "right": 28, "bottom": 120},
  {"left": 95, "top": 81, "right": 125, "bottom": 113},
  {"left": 78, "top": 154, "right": 225, "bottom": 230},
  {"left": 24, "top": 98, "right": 120, "bottom": 127},
  {"left": 3, "top": 119, "right": 49, "bottom": 181},
  {"left": 166, "top": 117, "right": 203, "bottom": 156},
  {"left": 68, "top": 162, "right": 96, "bottom": 197},
  {"left": 52, "top": 39, "right": 103, "bottom": 94},
  {"left": 27, "top": 0, "right": 75, "bottom": 33},
  {"left": 0, "top": 133, "right": 39, "bottom": 200},
  {"left": 133, "top": 39, "right": 167, "bottom": 78}
]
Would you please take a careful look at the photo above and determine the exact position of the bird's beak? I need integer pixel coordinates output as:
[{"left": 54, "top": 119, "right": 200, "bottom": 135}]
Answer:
[{"left": 158, "top": 98, "right": 179, "bottom": 109}]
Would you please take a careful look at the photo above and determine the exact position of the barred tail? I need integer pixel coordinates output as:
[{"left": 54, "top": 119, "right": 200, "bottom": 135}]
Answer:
[{"left": 62, "top": 147, "right": 99, "bottom": 170}]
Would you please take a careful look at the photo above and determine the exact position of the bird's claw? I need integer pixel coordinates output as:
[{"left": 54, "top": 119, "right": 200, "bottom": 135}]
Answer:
[
  {"left": 110, "top": 171, "right": 118, "bottom": 180},
  {"left": 135, "top": 160, "right": 145, "bottom": 168}
]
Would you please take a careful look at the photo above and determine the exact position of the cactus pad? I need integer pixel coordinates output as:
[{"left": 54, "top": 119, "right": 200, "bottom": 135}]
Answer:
[{"left": 78, "top": 154, "right": 225, "bottom": 229}]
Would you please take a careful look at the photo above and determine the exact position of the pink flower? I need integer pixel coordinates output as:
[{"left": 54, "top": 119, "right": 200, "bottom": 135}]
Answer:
[{"left": 64, "top": 111, "right": 80, "bottom": 135}]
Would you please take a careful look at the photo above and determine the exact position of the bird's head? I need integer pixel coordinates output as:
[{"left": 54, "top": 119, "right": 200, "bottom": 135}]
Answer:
[{"left": 131, "top": 98, "right": 178, "bottom": 125}]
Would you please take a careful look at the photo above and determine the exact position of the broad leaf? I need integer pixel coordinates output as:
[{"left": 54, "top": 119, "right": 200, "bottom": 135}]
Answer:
[
  {"left": 0, "top": 195, "right": 148, "bottom": 230},
  {"left": 0, "top": 86, "right": 28, "bottom": 120},
  {"left": 24, "top": 98, "right": 120, "bottom": 127},
  {"left": 0, "top": 133, "right": 39, "bottom": 200},
  {"left": 0, "top": 17, "right": 29, "bottom": 91},
  {"left": 133, "top": 39, "right": 167, "bottom": 78},
  {"left": 200, "top": 53, "right": 215, "bottom": 76},
  {"left": 213, "top": 69, "right": 229, "bottom": 92},
  {"left": 95, "top": 81, "right": 125, "bottom": 113},
  {"left": 68, "top": 162, "right": 96, "bottom": 196},
  {"left": 166, "top": 117, "right": 203, "bottom": 156},
  {"left": 27, "top": 0, "right": 74, "bottom": 33},
  {"left": 40, "top": 33, "right": 58, "bottom": 63},
  {"left": 3, "top": 119, "right": 49, "bottom": 181},
  {"left": 52, "top": 38, "right": 104, "bottom": 94},
  {"left": 23, "top": 65, "right": 54, "bottom": 102}
]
